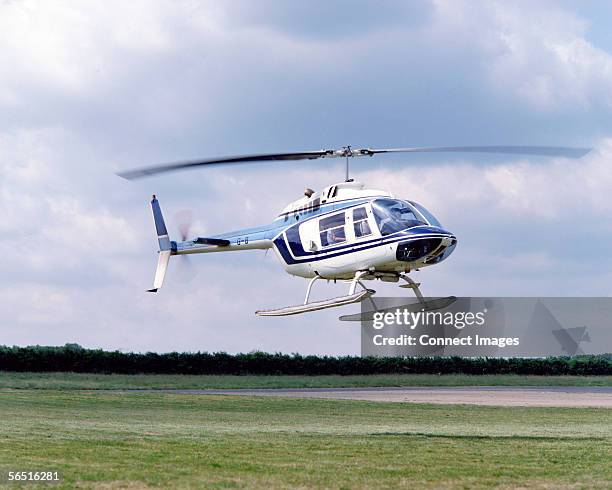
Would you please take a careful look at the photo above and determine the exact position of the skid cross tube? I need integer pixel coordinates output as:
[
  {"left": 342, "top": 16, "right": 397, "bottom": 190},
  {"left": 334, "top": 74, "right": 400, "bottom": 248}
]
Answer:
[
  {"left": 399, "top": 274, "right": 425, "bottom": 303},
  {"left": 349, "top": 271, "right": 369, "bottom": 295},
  {"left": 304, "top": 275, "right": 321, "bottom": 305}
]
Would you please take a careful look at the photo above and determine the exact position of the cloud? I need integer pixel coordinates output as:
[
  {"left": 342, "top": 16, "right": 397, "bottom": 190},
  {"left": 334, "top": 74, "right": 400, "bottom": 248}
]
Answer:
[
  {"left": 0, "top": 1, "right": 611, "bottom": 353},
  {"left": 427, "top": 0, "right": 612, "bottom": 111}
]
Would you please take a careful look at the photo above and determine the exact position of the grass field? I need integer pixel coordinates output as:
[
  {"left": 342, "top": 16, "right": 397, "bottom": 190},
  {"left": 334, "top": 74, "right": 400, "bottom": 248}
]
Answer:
[
  {"left": 0, "top": 390, "right": 610, "bottom": 488},
  {"left": 1, "top": 371, "right": 611, "bottom": 390}
]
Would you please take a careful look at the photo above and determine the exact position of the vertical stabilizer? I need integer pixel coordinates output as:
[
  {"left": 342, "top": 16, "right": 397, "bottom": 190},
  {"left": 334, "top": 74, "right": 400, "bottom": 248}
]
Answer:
[
  {"left": 151, "top": 194, "right": 171, "bottom": 252},
  {"left": 148, "top": 250, "right": 171, "bottom": 293},
  {"left": 148, "top": 195, "right": 172, "bottom": 292}
]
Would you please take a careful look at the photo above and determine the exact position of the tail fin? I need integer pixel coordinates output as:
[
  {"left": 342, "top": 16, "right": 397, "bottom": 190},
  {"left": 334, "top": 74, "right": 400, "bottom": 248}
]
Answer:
[
  {"left": 151, "top": 194, "right": 171, "bottom": 252},
  {"left": 148, "top": 195, "right": 173, "bottom": 292}
]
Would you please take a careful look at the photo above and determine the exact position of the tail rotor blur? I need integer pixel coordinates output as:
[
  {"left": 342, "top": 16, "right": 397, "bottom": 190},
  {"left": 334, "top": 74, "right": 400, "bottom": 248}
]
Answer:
[{"left": 174, "top": 209, "right": 197, "bottom": 283}]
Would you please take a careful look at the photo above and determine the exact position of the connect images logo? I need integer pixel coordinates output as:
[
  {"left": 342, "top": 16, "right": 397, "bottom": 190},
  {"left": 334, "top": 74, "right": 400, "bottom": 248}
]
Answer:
[{"left": 371, "top": 308, "right": 487, "bottom": 330}]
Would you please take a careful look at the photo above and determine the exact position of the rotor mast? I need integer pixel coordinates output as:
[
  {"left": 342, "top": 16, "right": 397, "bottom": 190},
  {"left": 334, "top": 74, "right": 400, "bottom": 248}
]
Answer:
[{"left": 343, "top": 145, "right": 351, "bottom": 182}]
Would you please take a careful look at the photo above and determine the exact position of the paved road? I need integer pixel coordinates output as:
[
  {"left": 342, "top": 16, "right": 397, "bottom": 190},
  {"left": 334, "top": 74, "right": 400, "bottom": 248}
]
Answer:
[{"left": 136, "top": 386, "right": 612, "bottom": 408}]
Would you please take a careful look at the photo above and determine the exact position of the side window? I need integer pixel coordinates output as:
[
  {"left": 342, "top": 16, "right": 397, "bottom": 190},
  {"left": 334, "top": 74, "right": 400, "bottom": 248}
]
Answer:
[
  {"left": 319, "top": 212, "right": 346, "bottom": 247},
  {"left": 353, "top": 207, "right": 372, "bottom": 238}
]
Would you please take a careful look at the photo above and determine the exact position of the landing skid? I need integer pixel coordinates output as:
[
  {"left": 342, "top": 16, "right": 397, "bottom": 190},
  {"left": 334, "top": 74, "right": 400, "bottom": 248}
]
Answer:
[
  {"left": 255, "top": 271, "right": 375, "bottom": 317},
  {"left": 255, "top": 288, "right": 375, "bottom": 316},
  {"left": 254, "top": 271, "right": 429, "bottom": 317}
]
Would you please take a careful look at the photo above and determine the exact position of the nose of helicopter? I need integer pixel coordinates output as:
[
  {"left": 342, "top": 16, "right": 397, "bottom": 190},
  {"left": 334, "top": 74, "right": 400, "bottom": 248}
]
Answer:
[{"left": 395, "top": 226, "right": 457, "bottom": 264}]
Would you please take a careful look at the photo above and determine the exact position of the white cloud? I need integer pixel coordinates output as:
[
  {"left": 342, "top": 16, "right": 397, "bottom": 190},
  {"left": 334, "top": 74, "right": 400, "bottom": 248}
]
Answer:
[
  {"left": 0, "top": 0, "right": 184, "bottom": 101},
  {"left": 430, "top": 0, "right": 612, "bottom": 110},
  {"left": 359, "top": 140, "right": 612, "bottom": 223}
]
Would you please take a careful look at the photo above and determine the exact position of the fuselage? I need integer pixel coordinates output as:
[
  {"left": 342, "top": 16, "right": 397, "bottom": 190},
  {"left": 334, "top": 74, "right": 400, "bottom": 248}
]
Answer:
[{"left": 173, "top": 181, "right": 457, "bottom": 280}]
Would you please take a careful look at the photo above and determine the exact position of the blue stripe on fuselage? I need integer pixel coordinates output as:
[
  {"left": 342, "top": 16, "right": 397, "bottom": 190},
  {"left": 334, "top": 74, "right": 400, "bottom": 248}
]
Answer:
[
  {"left": 274, "top": 230, "right": 454, "bottom": 265},
  {"left": 282, "top": 223, "right": 451, "bottom": 258}
]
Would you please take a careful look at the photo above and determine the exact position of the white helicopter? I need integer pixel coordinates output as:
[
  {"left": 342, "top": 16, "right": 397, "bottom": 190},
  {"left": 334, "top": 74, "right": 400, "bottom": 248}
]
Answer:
[{"left": 119, "top": 145, "right": 590, "bottom": 316}]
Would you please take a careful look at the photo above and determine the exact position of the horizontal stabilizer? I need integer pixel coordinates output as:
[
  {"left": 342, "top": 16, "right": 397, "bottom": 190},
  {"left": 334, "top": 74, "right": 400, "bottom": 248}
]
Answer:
[{"left": 194, "top": 237, "right": 230, "bottom": 246}]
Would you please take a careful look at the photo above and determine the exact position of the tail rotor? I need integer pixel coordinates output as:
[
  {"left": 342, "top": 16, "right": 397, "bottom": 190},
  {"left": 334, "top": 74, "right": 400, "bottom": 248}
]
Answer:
[{"left": 174, "top": 209, "right": 197, "bottom": 283}]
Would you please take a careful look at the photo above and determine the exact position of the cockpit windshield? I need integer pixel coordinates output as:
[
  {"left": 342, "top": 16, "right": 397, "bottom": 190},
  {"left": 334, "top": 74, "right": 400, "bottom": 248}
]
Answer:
[
  {"left": 409, "top": 200, "right": 442, "bottom": 228},
  {"left": 372, "top": 199, "right": 427, "bottom": 235}
]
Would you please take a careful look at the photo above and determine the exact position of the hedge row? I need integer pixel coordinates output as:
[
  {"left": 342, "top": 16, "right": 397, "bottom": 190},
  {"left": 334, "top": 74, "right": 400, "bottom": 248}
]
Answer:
[{"left": 0, "top": 345, "right": 610, "bottom": 375}]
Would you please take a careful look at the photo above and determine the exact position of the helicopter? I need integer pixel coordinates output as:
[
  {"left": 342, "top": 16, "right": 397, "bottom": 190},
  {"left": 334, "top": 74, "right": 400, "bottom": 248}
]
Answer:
[{"left": 118, "top": 145, "right": 590, "bottom": 316}]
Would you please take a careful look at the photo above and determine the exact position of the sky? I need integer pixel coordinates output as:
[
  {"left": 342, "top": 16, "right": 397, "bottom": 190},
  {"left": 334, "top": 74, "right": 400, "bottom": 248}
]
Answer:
[{"left": 2, "top": 0, "right": 612, "bottom": 354}]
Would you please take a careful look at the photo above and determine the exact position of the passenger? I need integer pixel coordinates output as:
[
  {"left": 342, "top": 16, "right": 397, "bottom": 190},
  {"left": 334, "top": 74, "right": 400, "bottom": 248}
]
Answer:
[{"left": 326, "top": 227, "right": 345, "bottom": 244}]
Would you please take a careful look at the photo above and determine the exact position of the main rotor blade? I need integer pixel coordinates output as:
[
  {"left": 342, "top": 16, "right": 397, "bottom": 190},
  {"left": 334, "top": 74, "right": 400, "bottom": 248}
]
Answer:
[
  {"left": 370, "top": 145, "right": 591, "bottom": 159},
  {"left": 117, "top": 145, "right": 591, "bottom": 180},
  {"left": 117, "top": 150, "right": 331, "bottom": 180}
]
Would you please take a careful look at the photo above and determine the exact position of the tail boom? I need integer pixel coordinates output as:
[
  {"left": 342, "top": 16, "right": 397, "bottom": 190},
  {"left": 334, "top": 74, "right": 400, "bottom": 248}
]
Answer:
[{"left": 147, "top": 195, "right": 274, "bottom": 292}]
